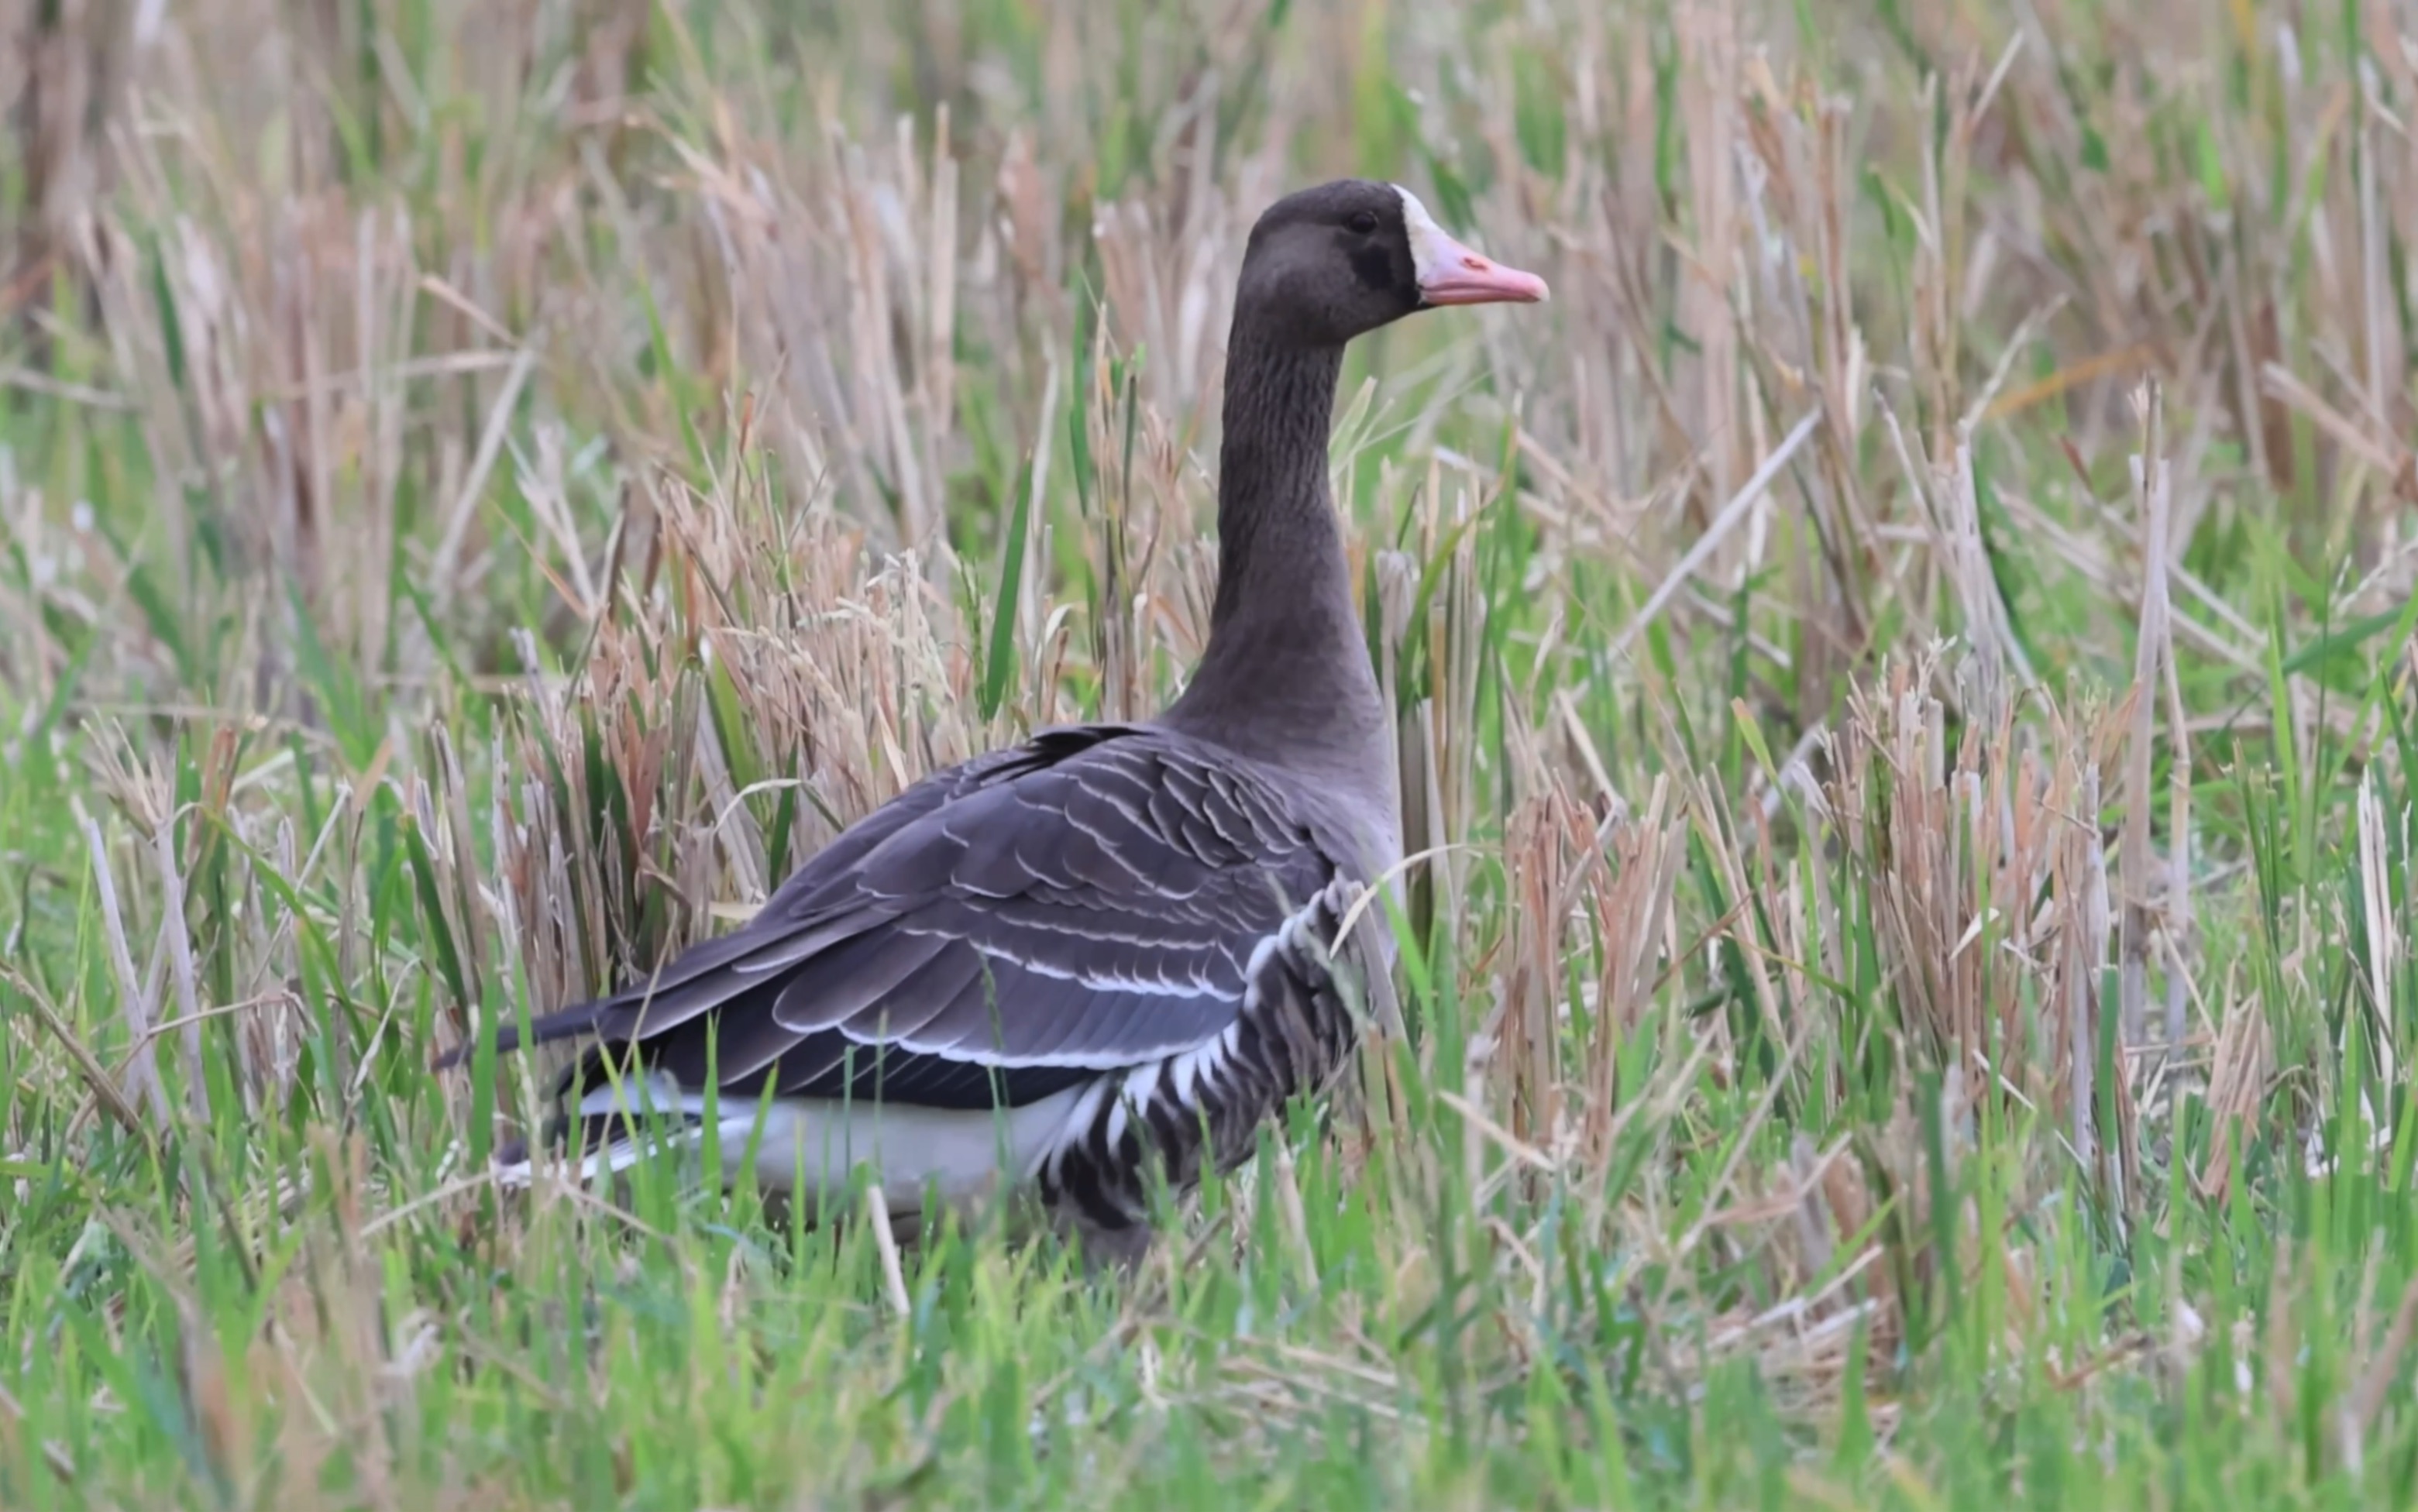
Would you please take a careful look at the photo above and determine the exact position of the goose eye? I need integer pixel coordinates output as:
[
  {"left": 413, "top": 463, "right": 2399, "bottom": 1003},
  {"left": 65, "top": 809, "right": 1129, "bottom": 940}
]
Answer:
[{"left": 1345, "top": 210, "right": 1380, "bottom": 235}]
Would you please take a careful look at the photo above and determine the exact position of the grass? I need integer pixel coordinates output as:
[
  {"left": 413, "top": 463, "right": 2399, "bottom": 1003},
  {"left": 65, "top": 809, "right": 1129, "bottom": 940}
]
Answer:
[{"left": 2, "top": 0, "right": 2416, "bottom": 1505}]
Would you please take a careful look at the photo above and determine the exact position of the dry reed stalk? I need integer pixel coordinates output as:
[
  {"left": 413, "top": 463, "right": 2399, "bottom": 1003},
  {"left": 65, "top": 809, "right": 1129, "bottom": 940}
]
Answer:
[
  {"left": 1499, "top": 787, "right": 1581, "bottom": 1154},
  {"left": 2119, "top": 388, "right": 2178, "bottom": 1049},
  {"left": 1675, "top": 0, "right": 1745, "bottom": 515},
  {"left": 2354, "top": 771, "right": 2400, "bottom": 1088},
  {"left": 1579, "top": 776, "right": 1687, "bottom": 1167},
  {"left": 2196, "top": 985, "right": 2273, "bottom": 1204}
]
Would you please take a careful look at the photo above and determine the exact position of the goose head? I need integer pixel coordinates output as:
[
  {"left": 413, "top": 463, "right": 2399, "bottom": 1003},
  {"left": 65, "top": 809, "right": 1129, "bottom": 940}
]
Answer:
[{"left": 1232, "top": 179, "right": 1549, "bottom": 349}]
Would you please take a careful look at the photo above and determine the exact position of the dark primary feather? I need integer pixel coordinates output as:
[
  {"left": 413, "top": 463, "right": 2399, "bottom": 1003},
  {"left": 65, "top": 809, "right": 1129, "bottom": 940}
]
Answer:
[{"left": 448, "top": 723, "right": 1350, "bottom": 1115}]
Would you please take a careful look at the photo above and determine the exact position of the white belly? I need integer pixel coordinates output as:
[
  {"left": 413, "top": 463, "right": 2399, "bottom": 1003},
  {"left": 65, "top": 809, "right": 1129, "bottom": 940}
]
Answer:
[
  {"left": 741, "top": 1088, "right": 1089, "bottom": 1210},
  {"left": 502, "top": 1077, "right": 1092, "bottom": 1216}
]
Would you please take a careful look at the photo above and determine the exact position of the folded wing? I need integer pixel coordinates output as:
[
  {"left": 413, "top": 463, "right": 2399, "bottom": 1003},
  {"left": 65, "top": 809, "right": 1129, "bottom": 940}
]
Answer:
[{"left": 455, "top": 725, "right": 1344, "bottom": 1114}]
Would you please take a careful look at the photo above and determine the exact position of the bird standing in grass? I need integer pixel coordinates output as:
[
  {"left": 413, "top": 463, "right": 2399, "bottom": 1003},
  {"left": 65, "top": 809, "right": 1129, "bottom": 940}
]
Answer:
[{"left": 444, "top": 179, "right": 1548, "bottom": 1264}]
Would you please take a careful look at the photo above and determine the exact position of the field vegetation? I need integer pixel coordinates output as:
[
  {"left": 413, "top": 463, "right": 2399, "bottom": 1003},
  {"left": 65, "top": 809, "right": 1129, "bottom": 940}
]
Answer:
[{"left": 4, "top": 0, "right": 2417, "bottom": 1505}]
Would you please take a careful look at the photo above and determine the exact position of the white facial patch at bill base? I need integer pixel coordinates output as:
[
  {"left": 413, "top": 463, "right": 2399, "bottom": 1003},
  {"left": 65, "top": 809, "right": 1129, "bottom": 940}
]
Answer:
[
  {"left": 1392, "top": 185, "right": 1459, "bottom": 286},
  {"left": 1386, "top": 185, "right": 1550, "bottom": 305}
]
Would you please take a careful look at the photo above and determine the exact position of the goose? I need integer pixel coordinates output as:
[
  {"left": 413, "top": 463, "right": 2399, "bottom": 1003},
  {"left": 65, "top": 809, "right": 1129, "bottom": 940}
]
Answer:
[{"left": 445, "top": 180, "right": 1547, "bottom": 1263}]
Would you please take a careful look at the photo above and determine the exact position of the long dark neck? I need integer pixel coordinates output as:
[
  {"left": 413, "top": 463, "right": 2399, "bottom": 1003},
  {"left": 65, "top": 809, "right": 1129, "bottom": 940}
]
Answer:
[{"left": 1159, "top": 314, "right": 1389, "bottom": 790}]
